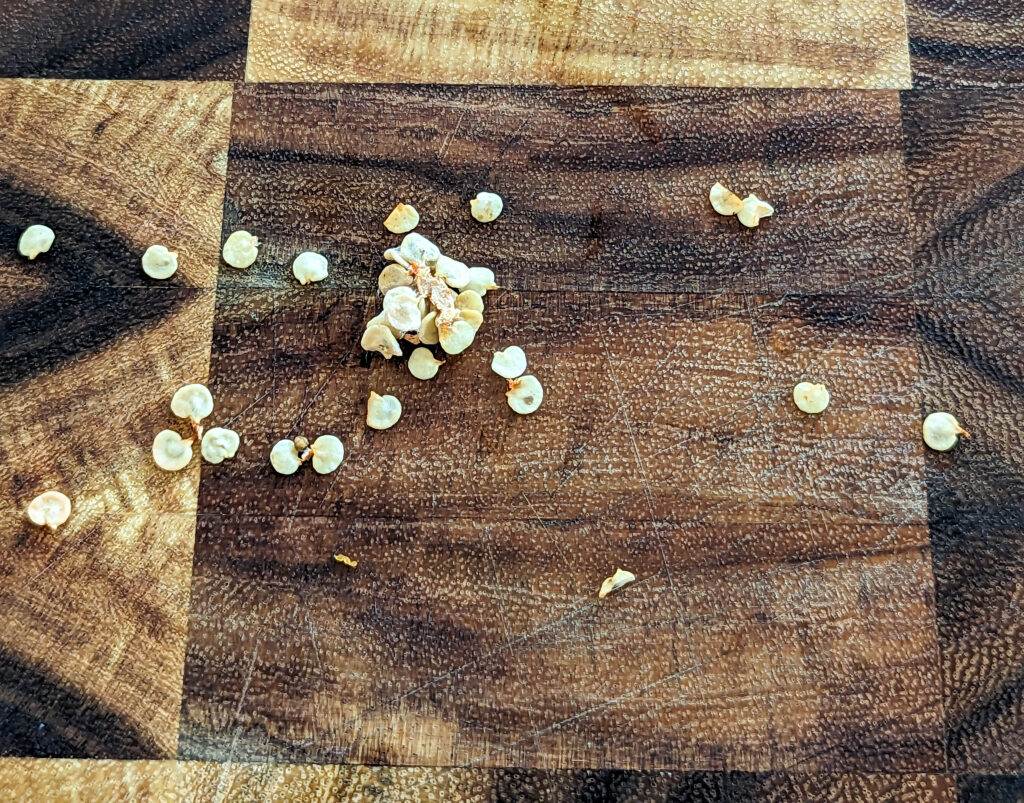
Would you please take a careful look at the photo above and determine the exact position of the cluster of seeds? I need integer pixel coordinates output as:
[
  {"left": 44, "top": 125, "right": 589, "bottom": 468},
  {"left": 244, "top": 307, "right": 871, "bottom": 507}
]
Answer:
[
  {"left": 491, "top": 346, "right": 543, "bottom": 415},
  {"left": 362, "top": 231, "right": 498, "bottom": 365},
  {"left": 152, "top": 384, "right": 240, "bottom": 471},
  {"left": 709, "top": 183, "right": 774, "bottom": 228}
]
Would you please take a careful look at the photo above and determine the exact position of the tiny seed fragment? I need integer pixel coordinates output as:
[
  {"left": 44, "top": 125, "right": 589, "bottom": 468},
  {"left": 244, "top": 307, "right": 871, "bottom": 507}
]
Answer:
[
  {"left": 384, "top": 203, "right": 420, "bottom": 234},
  {"left": 334, "top": 553, "right": 358, "bottom": 568},
  {"left": 599, "top": 568, "right": 636, "bottom": 599}
]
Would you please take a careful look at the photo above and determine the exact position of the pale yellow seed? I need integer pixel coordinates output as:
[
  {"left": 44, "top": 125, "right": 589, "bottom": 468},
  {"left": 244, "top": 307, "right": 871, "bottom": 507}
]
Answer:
[{"left": 384, "top": 203, "right": 420, "bottom": 234}]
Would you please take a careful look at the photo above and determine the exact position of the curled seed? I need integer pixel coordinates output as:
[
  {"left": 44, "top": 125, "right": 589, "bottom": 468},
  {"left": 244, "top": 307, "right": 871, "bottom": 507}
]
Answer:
[
  {"left": 709, "top": 183, "right": 743, "bottom": 216},
  {"left": 598, "top": 568, "right": 636, "bottom": 599},
  {"left": 737, "top": 194, "right": 774, "bottom": 228},
  {"left": 334, "top": 553, "right": 358, "bottom": 568}
]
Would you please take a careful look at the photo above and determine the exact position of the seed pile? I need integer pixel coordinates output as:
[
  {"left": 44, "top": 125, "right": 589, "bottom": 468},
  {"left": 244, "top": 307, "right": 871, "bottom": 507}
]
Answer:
[{"left": 362, "top": 232, "right": 498, "bottom": 365}]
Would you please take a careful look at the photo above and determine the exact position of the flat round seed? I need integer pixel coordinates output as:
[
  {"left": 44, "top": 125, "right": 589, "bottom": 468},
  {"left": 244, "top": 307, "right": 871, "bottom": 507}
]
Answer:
[{"left": 793, "top": 382, "right": 829, "bottom": 414}]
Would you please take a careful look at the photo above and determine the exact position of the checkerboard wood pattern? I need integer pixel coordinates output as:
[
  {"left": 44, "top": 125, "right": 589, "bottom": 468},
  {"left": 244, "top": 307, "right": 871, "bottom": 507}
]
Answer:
[{"left": 0, "top": 0, "right": 1021, "bottom": 798}]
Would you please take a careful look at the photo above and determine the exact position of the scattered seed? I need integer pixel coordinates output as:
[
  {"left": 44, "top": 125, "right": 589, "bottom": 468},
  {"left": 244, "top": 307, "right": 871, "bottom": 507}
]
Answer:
[
  {"left": 171, "top": 384, "right": 214, "bottom": 424},
  {"left": 310, "top": 435, "right": 345, "bottom": 474},
  {"left": 270, "top": 438, "right": 301, "bottom": 475},
  {"left": 409, "top": 346, "right": 444, "bottom": 380},
  {"left": 793, "top": 382, "right": 829, "bottom": 414},
  {"left": 292, "top": 251, "right": 329, "bottom": 285},
  {"left": 737, "top": 194, "right": 774, "bottom": 228},
  {"left": 491, "top": 346, "right": 527, "bottom": 380},
  {"left": 598, "top": 568, "right": 636, "bottom": 599},
  {"left": 222, "top": 230, "right": 259, "bottom": 268},
  {"left": 506, "top": 374, "right": 543, "bottom": 414},
  {"left": 470, "top": 192, "right": 503, "bottom": 223},
  {"left": 455, "top": 290, "right": 484, "bottom": 313},
  {"left": 367, "top": 391, "right": 402, "bottom": 430},
  {"left": 26, "top": 491, "right": 71, "bottom": 530},
  {"left": 923, "top": 412, "right": 968, "bottom": 452},
  {"left": 141, "top": 244, "right": 178, "bottom": 279},
  {"left": 18, "top": 224, "right": 54, "bottom": 259},
  {"left": 435, "top": 254, "right": 471, "bottom": 289},
  {"left": 383, "top": 286, "right": 422, "bottom": 333},
  {"left": 438, "top": 318, "right": 476, "bottom": 355},
  {"left": 334, "top": 553, "right": 358, "bottom": 568},
  {"left": 400, "top": 232, "right": 440, "bottom": 266},
  {"left": 709, "top": 183, "right": 743, "bottom": 216},
  {"left": 153, "top": 429, "right": 194, "bottom": 471},
  {"left": 384, "top": 203, "right": 420, "bottom": 234},
  {"left": 200, "top": 427, "right": 240, "bottom": 464}
]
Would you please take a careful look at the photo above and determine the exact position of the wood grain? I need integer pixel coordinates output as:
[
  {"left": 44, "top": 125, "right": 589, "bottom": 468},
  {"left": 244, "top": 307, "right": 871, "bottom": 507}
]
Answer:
[
  {"left": 0, "top": 759, "right": 961, "bottom": 802},
  {"left": 220, "top": 85, "right": 913, "bottom": 297},
  {"left": 244, "top": 0, "right": 911, "bottom": 87},
  {"left": 199, "top": 289, "right": 926, "bottom": 526},
  {"left": 0, "top": 79, "right": 233, "bottom": 758},
  {"left": 180, "top": 513, "right": 941, "bottom": 770},
  {"left": 908, "top": 0, "right": 1024, "bottom": 87},
  {"left": 0, "top": 79, "right": 232, "bottom": 289},
  {"left": 184, "top": 283, "right": 942, "bottom": 768},
  {"left": 902, "top": 89, "right": 1024, "bottom": 773},
  {"left": 0, "top": 0, "right": 250, "bottom": 79}
]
